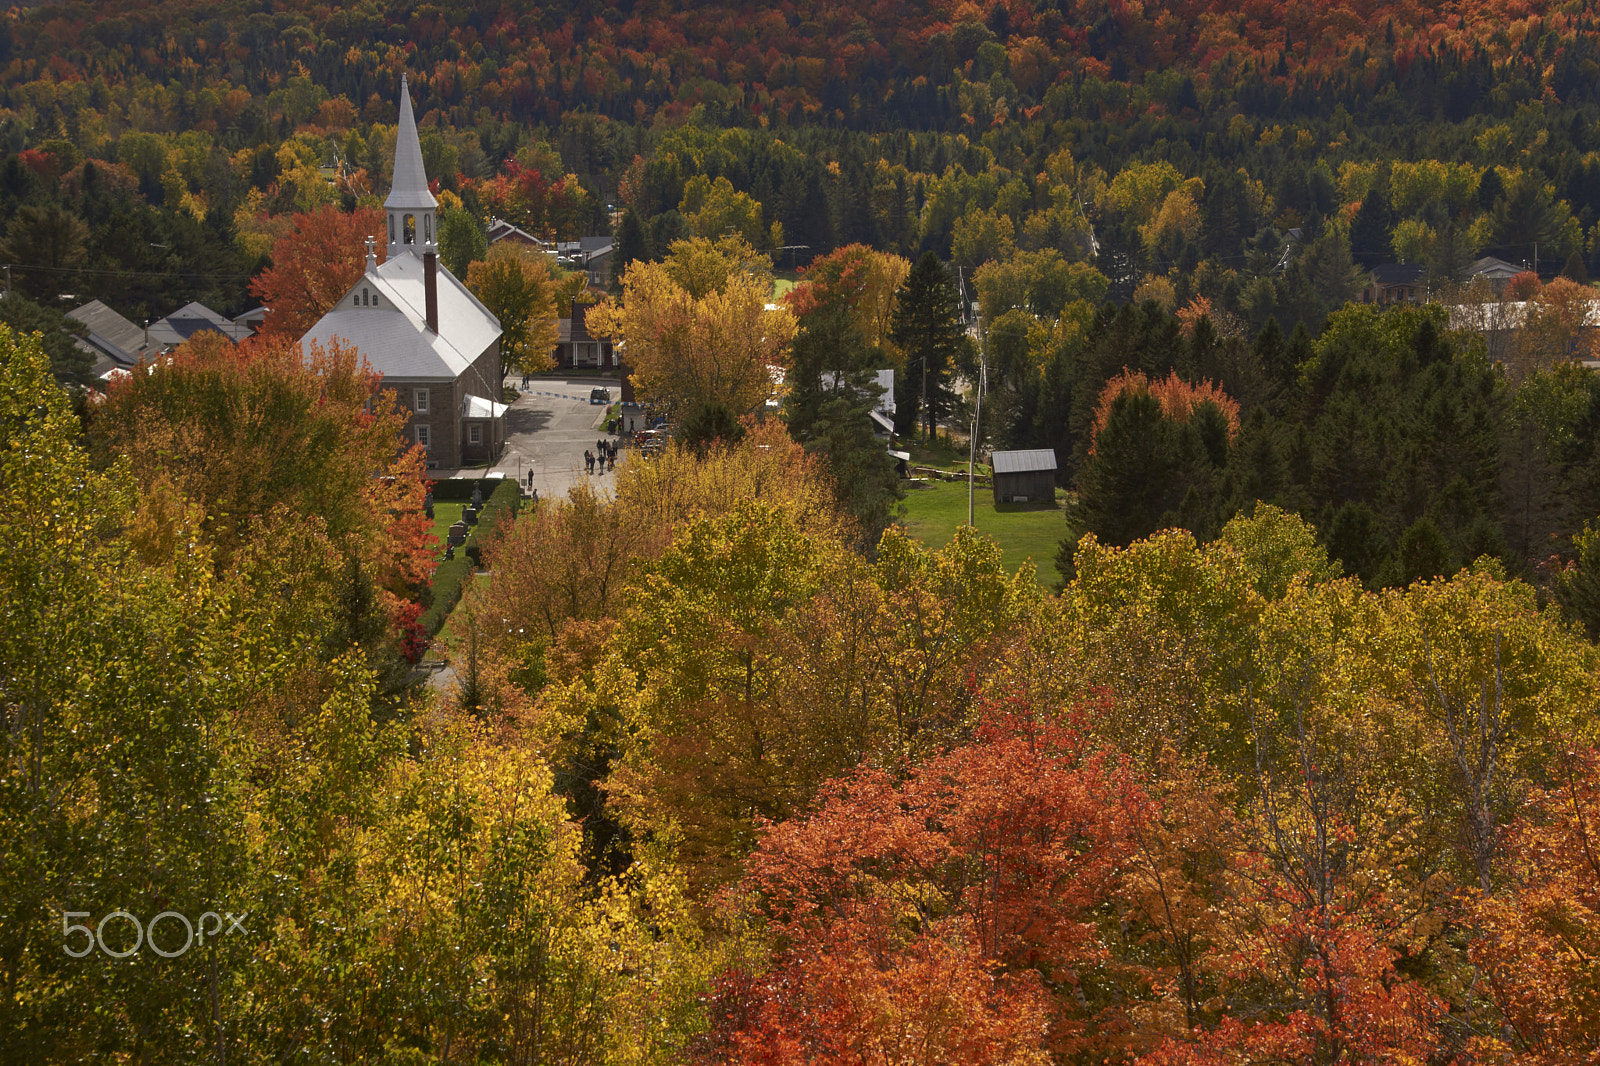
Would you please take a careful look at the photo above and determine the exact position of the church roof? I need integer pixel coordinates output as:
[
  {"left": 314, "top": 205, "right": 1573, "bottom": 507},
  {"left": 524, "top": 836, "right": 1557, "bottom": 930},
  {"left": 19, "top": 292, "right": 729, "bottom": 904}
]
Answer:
[
  {"left": 303, "top": 255, "right": 499, "bottom": 380},
  {"left": 385, "top": 74, "right": 436, "bottom": 212}
]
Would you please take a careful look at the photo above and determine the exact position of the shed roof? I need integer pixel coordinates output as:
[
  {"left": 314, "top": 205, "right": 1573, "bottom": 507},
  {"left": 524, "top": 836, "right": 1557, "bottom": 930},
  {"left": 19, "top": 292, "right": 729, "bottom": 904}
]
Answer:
[
  {"left": 991, "top": 449, "right": 1058, "bottom": 474},
  {"left": 461, "top": 393, "right": 508, "bottom": 419}
]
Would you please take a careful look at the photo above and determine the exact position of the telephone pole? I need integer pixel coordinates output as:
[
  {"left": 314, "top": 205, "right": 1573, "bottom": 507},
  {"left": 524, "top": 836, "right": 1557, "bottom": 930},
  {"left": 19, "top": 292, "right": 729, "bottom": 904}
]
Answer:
[{"left": 967, "top": 309, "right": 986, "bottom": 528}]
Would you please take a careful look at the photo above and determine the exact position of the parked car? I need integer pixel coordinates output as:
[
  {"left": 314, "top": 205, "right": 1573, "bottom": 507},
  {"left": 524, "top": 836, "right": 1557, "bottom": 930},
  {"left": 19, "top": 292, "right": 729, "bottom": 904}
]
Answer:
[{"left": 590, "top": 387, "right": 611, "bottom": 404}]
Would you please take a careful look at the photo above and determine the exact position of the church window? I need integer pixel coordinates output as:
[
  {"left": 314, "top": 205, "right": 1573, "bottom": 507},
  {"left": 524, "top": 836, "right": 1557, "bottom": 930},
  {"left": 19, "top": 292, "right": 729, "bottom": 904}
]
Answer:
[
  {"left": 425, "top": 215, "right": 432, "bottom": 243},
  {"left": 404, "top": 214, "right": 416, "bottom": 245},
  {"left": 388, "top": 214, "right": 395, "bottom": 244}
]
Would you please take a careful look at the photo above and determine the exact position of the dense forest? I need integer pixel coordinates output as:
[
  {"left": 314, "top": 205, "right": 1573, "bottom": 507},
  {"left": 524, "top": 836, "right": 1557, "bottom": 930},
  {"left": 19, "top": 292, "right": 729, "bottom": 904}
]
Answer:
[{"left": 4, "top": 1, "right": 1600, "bottom": 1063}]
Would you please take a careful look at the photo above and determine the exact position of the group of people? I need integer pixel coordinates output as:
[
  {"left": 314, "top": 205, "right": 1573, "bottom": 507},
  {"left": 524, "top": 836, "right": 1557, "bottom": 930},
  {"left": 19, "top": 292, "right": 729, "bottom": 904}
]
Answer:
[{"left": 585, "top": 438, "right": 618, "bottom": 474}]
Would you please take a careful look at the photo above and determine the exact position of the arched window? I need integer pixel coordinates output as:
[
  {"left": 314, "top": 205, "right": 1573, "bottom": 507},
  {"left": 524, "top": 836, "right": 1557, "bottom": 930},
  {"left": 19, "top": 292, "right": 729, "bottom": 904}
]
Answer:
[
  {"left": 404, "top": 214, "right": 416, "bottom": 245},
  {"left": 424, "top": 215, "right": 432, "bottom": 243},
  {"left": 388, "top": 214, "right": 395, "bottom": 244}
]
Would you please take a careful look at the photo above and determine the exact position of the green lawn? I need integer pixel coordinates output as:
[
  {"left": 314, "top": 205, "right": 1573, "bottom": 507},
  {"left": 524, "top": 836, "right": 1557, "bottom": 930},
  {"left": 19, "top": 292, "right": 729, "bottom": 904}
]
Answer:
[
  {"left": 897, "top": 478, "right": 1066, "bottom": 587},
  {"left": 427, "top": 502, "right": 466, "bottom": 559}
]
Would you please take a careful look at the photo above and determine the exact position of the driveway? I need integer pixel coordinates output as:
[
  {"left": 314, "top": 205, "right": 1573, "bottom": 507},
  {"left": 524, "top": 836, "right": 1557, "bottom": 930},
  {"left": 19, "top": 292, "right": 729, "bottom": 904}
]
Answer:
[{"left": 489, "top": 378, "right": 623, "bottom": 501}]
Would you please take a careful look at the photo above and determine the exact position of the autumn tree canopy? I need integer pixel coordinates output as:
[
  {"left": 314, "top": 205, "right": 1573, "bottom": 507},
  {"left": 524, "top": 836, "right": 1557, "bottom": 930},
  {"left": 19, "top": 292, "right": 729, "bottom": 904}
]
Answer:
[
  {"left": 90, "top": 331, "right": 433, "bottom": 651},
  {"left": 248, "top": 204, "right": 387, "bottom": 338},
  {"left": 465, "top": 242, "right": 560, "bottom": 373},
  {"left": 589, "top": 236, "right": 796, "bottom": 417}
]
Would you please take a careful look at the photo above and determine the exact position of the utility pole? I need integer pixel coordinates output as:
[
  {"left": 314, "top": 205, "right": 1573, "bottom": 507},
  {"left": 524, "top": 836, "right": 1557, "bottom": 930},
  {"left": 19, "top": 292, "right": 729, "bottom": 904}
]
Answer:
[
  {"left": 921, "top": 354, "right": 928, "bottom": 444},
  {"left": 967, "top": 311, "right": 986, "bottom": 528}
]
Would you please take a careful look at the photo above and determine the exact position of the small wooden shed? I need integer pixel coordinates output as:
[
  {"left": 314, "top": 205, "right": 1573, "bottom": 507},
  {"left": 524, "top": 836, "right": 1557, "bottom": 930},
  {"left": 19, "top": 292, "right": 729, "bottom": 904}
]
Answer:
[{"left": 991, "top": 449, "right": 1057, "bottom": 504}]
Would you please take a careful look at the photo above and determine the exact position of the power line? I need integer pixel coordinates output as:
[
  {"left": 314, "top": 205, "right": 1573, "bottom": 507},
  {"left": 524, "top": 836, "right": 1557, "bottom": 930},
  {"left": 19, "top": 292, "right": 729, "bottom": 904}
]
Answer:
[{"left": 2, "top": 261, "right": 257, "bottom": 281}]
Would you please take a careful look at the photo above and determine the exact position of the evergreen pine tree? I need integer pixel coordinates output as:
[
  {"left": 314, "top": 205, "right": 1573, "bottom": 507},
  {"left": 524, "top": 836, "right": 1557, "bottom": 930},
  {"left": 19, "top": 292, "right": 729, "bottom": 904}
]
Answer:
[
  {"left": 889, "top": 252, "right": 969, "bottom": 442},
  {"left": 610, "top": 207, "right": 651, "bottom": 292},
  {"left": 785, "top": 293, "right": 903, "bottom": 544}
]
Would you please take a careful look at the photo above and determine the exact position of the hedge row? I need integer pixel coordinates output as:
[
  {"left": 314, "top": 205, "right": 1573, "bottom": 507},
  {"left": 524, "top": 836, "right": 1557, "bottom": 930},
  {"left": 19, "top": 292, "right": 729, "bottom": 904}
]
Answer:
[
  {"left": 418, "top": 478, "right": 525, "bottom": 638},
  {"left": 428, "top": 476, "right": 506, "bottom": 503}
]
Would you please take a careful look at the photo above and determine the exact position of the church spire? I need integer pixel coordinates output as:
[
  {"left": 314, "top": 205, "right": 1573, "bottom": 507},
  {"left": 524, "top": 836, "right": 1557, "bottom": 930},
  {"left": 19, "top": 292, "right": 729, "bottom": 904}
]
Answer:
[{"left": 385, "top": 74, "right": 437, "bottom": 259}]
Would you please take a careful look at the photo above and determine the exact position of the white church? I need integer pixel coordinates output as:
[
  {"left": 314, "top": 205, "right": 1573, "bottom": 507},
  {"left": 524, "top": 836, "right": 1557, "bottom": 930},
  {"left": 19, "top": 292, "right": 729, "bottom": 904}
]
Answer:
[{"left": 301, "top": 75, "right": 506, "bottom": 470}]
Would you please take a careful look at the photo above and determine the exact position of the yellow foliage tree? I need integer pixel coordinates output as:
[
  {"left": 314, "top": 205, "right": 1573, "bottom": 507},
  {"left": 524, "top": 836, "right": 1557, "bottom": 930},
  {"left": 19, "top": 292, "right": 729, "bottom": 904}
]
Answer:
[
  {"left": 680, "top": 174, "right": 771, "bottom": 249},
  {"left": 1140, "top": 179, "right": 1205, "bottom": 261},
  {"left": 588, "top": 236, "right": 796, "bottom": 416},
  {"left": 465, "top": 242, "right": 559, "bottom": 373}
]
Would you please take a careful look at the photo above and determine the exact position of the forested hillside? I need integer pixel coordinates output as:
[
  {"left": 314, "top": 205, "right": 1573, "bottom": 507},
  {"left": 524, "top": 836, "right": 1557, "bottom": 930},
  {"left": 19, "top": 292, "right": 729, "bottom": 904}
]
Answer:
[{"left": 5, "top": 0, "right": 1600, "bottom": 319}]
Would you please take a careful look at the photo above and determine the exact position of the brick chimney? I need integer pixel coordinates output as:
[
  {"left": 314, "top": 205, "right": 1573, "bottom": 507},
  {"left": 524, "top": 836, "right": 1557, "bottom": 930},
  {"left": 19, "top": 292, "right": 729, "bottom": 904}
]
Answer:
[{"left": 424, "top": 250, "right": 438, "bottom": 334}]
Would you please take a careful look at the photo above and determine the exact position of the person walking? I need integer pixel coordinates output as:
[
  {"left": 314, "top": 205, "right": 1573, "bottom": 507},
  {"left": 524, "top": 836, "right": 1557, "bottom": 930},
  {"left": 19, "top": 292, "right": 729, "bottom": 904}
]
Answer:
[{"left": 584, "top": 449, "right": 593, "bottom": 474}]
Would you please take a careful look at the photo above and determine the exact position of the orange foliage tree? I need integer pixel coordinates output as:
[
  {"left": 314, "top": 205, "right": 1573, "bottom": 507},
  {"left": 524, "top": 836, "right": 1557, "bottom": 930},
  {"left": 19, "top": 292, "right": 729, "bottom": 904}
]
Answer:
[
  {"left": 1468, "top": 748, "right": 1600, "bottom": 1064},
  {"left": 1089, "top": 369, "right": 1241, "bottom": 457},
  {"left": 784, "top": 243, "right": 911, "bottom": 362},
  {"left": 1516, "top": 276, "right": 1600, "bottom": 377},
  {"left": 249, "top": 204, "right": 387, "bottom": 338},
  {"left": 701, "top": 704, "right": 1145, "bottom": 1065}
]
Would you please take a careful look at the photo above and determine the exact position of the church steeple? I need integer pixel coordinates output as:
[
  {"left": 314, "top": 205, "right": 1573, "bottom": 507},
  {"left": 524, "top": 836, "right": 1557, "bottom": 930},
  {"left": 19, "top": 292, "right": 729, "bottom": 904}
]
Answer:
[{"left": 385, "top": 74, "right": 437, "bottom": 260}]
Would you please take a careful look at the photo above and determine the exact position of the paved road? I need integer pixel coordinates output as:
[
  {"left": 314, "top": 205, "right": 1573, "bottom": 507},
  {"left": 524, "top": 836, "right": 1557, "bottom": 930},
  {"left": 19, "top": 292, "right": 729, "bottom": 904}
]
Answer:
[{"left": 489, "top": 378, "right": 623, "bottom": 501}]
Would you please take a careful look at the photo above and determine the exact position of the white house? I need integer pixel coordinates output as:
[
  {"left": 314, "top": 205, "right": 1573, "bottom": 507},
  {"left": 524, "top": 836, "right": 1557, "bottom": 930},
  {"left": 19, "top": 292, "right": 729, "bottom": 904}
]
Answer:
[{"left": 301, "top": 75, "right": 505, "bottom": 470}]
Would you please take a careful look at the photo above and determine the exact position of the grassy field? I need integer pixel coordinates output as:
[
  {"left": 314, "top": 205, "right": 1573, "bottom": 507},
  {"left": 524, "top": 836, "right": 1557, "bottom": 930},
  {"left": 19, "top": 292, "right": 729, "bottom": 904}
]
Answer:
[{"left": 897, "top": 478, "right": 1066, "bottom": 587}]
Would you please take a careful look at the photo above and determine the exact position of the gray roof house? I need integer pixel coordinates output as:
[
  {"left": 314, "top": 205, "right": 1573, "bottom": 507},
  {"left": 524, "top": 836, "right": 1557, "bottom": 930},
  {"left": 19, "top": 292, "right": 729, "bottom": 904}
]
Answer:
[
  {"left": 146, "top": 301, "right": 254, "bottom": 352},
  {"left": 67, "top": 299, "right": 145, "bottom": 377},
  {"left": 1465, "top": 256, "right": 1525, "bottom": 295}
]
